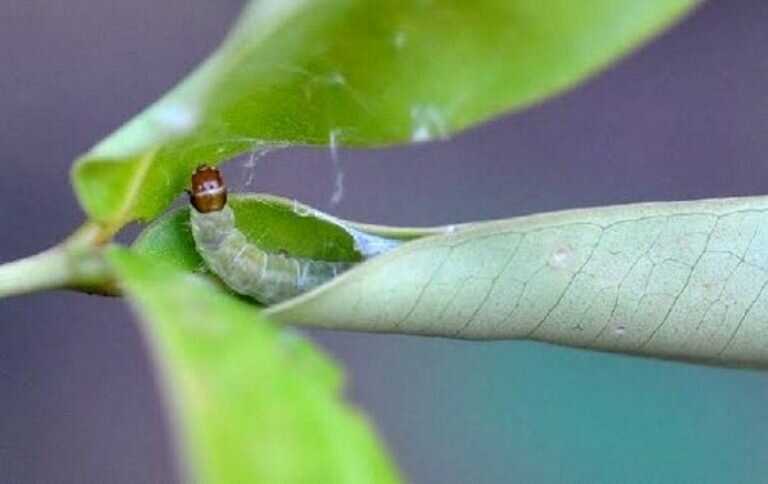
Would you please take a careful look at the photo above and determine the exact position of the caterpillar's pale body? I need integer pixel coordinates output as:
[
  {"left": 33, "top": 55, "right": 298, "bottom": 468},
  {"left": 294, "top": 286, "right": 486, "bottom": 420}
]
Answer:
[
  {"left": 191, "top": 205, "right": 355, "bottom": 304},
  {"left": 189, "top": 166, "right": 397, "bottom": 305}
]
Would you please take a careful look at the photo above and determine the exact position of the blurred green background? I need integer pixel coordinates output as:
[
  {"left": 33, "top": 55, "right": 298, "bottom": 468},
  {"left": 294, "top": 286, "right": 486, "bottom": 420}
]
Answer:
[{"left": 1, "top": 1, "right": 767, "bottom": 483}]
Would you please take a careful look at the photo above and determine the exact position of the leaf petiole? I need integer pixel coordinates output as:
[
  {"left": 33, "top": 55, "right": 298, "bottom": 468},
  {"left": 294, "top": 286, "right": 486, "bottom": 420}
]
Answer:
[{"left": 0, "top": 226, "right": 118, "bottom": 298}]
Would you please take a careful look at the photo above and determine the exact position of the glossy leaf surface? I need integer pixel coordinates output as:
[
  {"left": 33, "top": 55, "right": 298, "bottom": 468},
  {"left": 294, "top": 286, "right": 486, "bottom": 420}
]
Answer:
[{"left": 73, "top": 0, "right": 699, "bottom": 226}]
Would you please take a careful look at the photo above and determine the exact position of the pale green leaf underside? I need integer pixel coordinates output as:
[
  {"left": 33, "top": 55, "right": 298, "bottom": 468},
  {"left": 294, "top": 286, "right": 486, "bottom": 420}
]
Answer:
[
  {"left": 109, "top": 249, "right": 401, "bottom": 484},
  {"left": 73, "top": 0, "right": 699, "bottom": 225},
  {"left": 268, "top": 196, "right": 768, "bottom": 368}
]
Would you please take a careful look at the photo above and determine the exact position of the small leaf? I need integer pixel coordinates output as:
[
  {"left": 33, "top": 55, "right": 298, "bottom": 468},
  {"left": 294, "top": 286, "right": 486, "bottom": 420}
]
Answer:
[
  {"left": 73, "top": 0, "right": 699, "bottom": 226},
  {"left": 110, "top": 248, "right": 401, "bottom": 484},
  {"left": 132, "top": 193, "right": 434, "bottom": 274}
]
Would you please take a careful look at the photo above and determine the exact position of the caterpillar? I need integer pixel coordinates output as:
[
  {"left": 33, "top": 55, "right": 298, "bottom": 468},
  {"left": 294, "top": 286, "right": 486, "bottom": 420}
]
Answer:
[{"left": 189, "top": 165, "right": 400, "bottom": 305}]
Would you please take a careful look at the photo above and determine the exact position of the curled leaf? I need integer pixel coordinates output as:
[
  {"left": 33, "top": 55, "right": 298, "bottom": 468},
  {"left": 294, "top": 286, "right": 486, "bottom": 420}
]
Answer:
[
  {"left": 136, "top": 193, "right": 768, "bottom": 367},
  {"left": 271, "top": 196, "right": 768, "bottom": 367}
]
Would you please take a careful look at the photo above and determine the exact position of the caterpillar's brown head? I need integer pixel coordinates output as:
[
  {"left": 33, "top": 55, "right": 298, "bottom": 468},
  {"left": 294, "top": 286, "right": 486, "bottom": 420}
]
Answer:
[{"left": 190, "top": 165, "right": 227, "bottom": 213}]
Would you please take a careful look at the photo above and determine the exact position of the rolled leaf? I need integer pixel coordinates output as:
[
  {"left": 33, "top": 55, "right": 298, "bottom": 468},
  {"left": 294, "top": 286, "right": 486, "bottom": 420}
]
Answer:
[
  {"left": 270, "top": 196, "right": 768, "bottom": 367},
  {"left": 135, "top": 193, "right": 768, "bottom": 367}
]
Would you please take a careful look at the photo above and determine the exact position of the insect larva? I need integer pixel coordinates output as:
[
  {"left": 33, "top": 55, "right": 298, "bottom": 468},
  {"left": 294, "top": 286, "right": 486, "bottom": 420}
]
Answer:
[{"left": 189, "top": 166, "right": 395, "bottom": 305}]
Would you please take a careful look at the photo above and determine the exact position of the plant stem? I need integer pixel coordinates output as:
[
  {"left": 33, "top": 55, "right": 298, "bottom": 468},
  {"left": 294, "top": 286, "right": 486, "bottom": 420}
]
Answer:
[{"left": 0, "top": 244, "right": 114, "bottom": 298}]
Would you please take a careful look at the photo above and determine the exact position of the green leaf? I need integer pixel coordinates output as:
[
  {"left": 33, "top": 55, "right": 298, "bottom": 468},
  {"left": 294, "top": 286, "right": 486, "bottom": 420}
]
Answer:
[
  {"left": 73, "top": 0, "right": 699, "bottom": 226},
  {"left": 136, "top": 194, "right": 768, "bottom": 367},
  {"left": 109, "top": 248, "right": 401, "bottom": 484}
]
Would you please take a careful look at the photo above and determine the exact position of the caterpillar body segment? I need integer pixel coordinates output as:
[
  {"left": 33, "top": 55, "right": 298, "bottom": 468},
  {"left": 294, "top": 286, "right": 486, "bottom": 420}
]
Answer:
[
  {"left": 189, "top": 166, "right": 362, "bottom": 305},
  {"left": 191, "top": 205, "right": 354, "bottom": 304}
]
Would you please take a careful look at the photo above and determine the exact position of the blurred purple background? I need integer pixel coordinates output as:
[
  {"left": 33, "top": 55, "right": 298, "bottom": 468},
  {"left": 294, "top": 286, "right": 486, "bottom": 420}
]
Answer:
[{"left": 2, "top": 1, "right": 768, "bottom": 483}]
